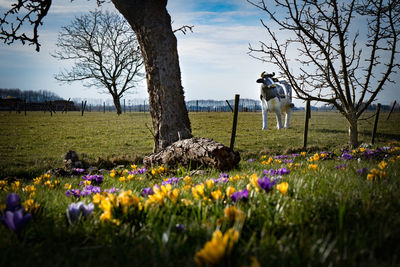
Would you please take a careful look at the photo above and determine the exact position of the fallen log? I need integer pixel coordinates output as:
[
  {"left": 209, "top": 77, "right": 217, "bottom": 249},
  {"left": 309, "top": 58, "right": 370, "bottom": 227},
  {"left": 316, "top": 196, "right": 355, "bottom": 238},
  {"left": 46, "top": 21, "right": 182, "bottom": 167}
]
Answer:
[{"left": 143, "top": 137, "right": 240, "bottom": 171}]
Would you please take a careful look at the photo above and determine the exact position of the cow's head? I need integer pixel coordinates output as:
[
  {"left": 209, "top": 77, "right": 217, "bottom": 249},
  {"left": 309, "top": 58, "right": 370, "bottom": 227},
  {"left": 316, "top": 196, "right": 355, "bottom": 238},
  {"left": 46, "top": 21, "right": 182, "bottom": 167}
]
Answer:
[{"left": 257, "top": 71, "right": 276, "bottom": 89}]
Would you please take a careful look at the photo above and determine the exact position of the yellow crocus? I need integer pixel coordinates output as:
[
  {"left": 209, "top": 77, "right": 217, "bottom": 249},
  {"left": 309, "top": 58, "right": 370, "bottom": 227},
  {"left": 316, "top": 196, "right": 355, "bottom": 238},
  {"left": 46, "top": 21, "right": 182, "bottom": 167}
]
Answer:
[
  {"left": 192, "top": 184, "right": 205, "bottom": 199},
  {"left": 64, "top": 183, "right": 72, "bottom": 190},
  {"left": 100, "top": 198, "right": 112, "bottom": 212},
  {"left": 226, "top": 186, "right": 235, "bottom": 198},
  {"left": 100, "top": 210, "right": 112, "bottom": 222},
  {"left": 378, "top": 161, "right": 387, "bottom": 170},
  {"left": 93, "top": 193, "right": 102, "bottom": 204},
  {"left": 205, "top": 179, "right": 215, "bottom": 189},
  {"left": 184, "top": 176, "right": 192, "bottom": 184},
  {"left": 249, "top": 173, "right": 259, "bottom": 189},
  {"left": 224, "top": 206, "right": 245, "bottom": 222},
  {"left": 308, "top": 164, "right": 318, "bottom": 170},
  {"left": 194, "top": 228, "right": 239, "bottom": 266},
  {"left": 168, "top": 188, "right": 180, "bottom": 203},
  {"left": 277, "top": 182, "right": 289, "bottom": 195},
  {"left": 211, "top": 190, "right": 222, "bottom": 200}
]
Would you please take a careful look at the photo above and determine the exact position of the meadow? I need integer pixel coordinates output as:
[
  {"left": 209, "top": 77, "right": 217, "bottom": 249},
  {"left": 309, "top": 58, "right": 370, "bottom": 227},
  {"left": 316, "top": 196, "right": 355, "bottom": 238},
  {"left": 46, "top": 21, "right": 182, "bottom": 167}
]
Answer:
[{"left": 0, "top": 110, "right": 400, "bottom": 266}]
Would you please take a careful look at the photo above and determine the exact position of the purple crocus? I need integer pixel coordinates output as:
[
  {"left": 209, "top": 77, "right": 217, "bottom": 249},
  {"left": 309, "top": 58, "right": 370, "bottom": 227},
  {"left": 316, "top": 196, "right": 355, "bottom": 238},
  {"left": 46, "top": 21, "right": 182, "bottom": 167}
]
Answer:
[
  {"left": 335, "top": 164, "right": 346, "bottom": 170},
  {"left": 357, "top": 167, "right": 368, "bottom": 177},
  {"left": 1, "top": 208, "right": 31, "bottom": 233},
  {"left": 161, "top": 177, "right": 180, "bottom": 186},
  {"left": 82, "top": 174, "right": 104, "bottom": 185},
  {"left": 248, "top": 158, "right": 255, "bottom": 162},
  {"left": 341, "top": 152, "right": 354, "bottom": 160},
  {"left": 1, "top": 194, "right": 31, "bottom": 233},
  {"left": 129, "top": 167, "right": 147, "bottom": 175},
  {"left": 103, "top": 187, "right": 119, "bottom": 194},
  {"left": 277, "top": 167, "right": 290, "bottom": 176},
  {"left": 231, "top": 188, "right": 249, "bottom": 202},
  {"left": 5, "top": 193, "right": 21, "bottom": 211},
  {"left": 258, "top": 177, "right": 277, "bottom": 193},
  {"left": 141, "top": 187, "right": 154, "bottom": 197},
  {"left": 66, "top": 202, "right": 94, "bottom": 224},
  {"left": 175, "top": 223, "right": 185, "bottom": 233}
]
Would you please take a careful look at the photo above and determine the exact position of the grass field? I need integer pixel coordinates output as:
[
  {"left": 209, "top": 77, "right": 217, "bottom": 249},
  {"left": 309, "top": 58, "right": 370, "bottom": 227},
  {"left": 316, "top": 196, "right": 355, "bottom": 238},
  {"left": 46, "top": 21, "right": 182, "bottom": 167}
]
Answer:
[
  {"left": 0, "top": 111, "right": 400, "bottom": 266},
  {"left": 1, "top": 110, "right": 399, "bottom": 178}
]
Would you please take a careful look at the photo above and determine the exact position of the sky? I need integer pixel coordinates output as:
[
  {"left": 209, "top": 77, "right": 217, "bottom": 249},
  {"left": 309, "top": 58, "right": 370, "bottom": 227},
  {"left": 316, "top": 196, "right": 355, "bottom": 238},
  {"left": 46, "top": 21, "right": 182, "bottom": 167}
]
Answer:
[{"left": 0, "top": 0, "right": 399, "bottom": 107}]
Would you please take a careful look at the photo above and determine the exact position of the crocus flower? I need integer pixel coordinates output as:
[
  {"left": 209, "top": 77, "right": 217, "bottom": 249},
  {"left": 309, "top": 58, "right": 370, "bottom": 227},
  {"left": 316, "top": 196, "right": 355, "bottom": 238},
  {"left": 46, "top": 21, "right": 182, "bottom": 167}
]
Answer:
[
  {"left": 341, "top": 152, "right": 354, "bottom": 160},
  {"left": 5, "top": 193, "right": 21, "bottom": 211},
  {"left": 357, "top": 167, "right": 368, "bottom": 177},
  {"left": 175, "top": 223, "right": 185, "bottom": 233},
  {"left": 141, "top": 187, "right": 154, "bottom": 197},
  {"left": 82, "top": 175, "right": 104, "bottom": 185},
  {"left": 1, "top": 193, "right": 31, "bottom": 233},
  {"left": 335, "top": 164, "right": 346, "bottom": 170},
  {"left": 66, "top": 202, "right": 82, "bottom": 223},
  {"left": 231, "top": 188, "right": 249, "bottom": 202},
  {"left": 277, "top": 182, "right": 289, "bottom": 195},
  {"left": 1, "top": 208, "right": 31, "bottom": 233},
  {"left": 66, "top": 202, "right": 94, "bottom": 224},
  {"left": 277, "top": 167, "right": 290, "bottom": 176},
  {"left": 257, "top": 177, "right": 276, "bottom": 193}
]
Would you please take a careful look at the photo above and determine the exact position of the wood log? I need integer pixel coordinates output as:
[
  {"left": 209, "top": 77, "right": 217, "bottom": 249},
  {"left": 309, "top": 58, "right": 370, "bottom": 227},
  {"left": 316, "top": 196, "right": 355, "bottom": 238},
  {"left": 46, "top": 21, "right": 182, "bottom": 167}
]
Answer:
[{"left": 143, "top": 137, "right": 240, "bottom": 171}]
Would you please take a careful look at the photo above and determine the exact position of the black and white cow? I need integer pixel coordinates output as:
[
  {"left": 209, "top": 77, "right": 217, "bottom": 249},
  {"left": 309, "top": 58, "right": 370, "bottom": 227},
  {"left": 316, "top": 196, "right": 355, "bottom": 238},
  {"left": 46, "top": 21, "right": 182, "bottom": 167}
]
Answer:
[{"left": 257, "top": 72, "right": 294, "bottom": 130}]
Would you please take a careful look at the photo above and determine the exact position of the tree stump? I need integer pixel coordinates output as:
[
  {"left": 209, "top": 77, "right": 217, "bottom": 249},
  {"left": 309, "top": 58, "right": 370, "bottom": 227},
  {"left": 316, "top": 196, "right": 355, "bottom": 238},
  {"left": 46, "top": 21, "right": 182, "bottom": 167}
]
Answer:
[{"left": 143, "top": 137, "right": 240, "bottom": 171}]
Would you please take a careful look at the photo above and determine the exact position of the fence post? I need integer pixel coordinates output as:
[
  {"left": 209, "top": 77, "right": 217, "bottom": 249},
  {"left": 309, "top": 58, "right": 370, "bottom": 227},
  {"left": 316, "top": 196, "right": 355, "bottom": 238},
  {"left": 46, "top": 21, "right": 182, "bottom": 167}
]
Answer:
[
  {"left": 124, "top": 99, "right": 126, "bottom": 114},
  {"left": 230, "top": 94, "right": 240, "bottom": 150},
  {"left": 371, "top": 103, "right": 381, "bottom": 144},
  {"left": 386, "top": 100, "right": 396, "bottom": 120},
  {"left": 81, "top": 100, "right": 87, "bottom": 116},
  {"left": 226, "top": 100, "right": 233, "bottom": 112},
  {"left": 24, "top": 99, "right": 27, "bottom": 116},
  {"left": 303, "top": 100, "right": 311, "bottom": 148}
]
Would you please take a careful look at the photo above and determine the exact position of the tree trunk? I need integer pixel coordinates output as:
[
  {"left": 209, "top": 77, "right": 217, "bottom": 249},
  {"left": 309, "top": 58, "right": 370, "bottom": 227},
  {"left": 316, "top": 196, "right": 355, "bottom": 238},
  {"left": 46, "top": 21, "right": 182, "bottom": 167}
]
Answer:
[
  {"left": 112, "top": 95, "right": 122, "bottom": 115},
  {"left": 348, "top": 111, "right": 359, "bottom": 148},
  {"left": 112, "top": 0, "right": 192, "bottom": 152},
  {"left": 144, "top": 137, "right": 241, "bottom": 171}
]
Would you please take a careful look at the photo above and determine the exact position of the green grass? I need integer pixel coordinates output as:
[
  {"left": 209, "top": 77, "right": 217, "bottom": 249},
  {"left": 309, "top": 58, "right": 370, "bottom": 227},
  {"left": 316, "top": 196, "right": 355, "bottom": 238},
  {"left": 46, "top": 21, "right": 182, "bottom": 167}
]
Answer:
[
  {"left": 0, "top": 111, "right": 400, "bottom": 266},
  {"left": 1, "top": 110, "right": 399, "bottom": 178}
]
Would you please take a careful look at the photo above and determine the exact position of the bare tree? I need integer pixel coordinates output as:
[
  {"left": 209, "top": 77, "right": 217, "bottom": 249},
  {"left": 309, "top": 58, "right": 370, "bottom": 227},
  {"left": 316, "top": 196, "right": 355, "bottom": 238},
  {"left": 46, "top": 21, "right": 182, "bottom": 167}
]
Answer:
[
  {"left": 1, "top": 0, "right": 192, "bottom": 152},
  {"left": 52, "top": 10, "right": 143, "bottom": 115},
  {"left": 248, "top": 0, "right": 400, "bottom": 147}
]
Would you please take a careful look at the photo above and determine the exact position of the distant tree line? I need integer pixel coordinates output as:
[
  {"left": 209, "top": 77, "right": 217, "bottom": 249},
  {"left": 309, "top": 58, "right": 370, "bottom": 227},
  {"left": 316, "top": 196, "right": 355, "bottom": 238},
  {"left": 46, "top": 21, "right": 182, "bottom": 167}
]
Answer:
[{"left": 0, "top": 88, "right": 62, "bottom": 103}]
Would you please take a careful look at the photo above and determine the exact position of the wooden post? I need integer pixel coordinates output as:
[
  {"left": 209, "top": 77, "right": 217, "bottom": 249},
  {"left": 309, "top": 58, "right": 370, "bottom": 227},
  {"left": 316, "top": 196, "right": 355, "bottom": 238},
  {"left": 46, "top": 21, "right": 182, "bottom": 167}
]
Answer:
[
  {"left": 226, "top": 100, "right": 233, "bottom": 112},
  {"left": 303, "top": 100, "right": 311, "bottom": 148},
  {"left": 230, "top": 94, "right": 240, "bottom": 150},
  {"left": 103, "top": 102, "right": 105, "bottom": 113},
  {"left": 386, "top": 100, "right": 396, "bottom": 120},
  {"left": 81, "top": 100, "right": 87, "bottom": 116},
  {"left": 124, "top": 99, "right": 126, "bottom": 114},
  {"left": 196, "top": 100, "right": 199, "bottom": 113},
  {"left": 24, "top": 99, "right": 27, "bottom": 116},
  {"left": 371, "top": 103, "right": 381, "bottom": 144}
]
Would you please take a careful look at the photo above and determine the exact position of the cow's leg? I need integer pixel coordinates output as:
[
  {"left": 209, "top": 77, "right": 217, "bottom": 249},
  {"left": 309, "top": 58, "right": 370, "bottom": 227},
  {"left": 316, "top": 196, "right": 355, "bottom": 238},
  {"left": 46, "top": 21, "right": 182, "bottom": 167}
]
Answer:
[
  {"left": 261, "top": 99, "right": 268, "bottom": 130},
  {"left": 284, "top": 107, "right": 292, "bottom": 129},
  {"left": 275, "top": 110, "right": 283, "bottom": 129}
]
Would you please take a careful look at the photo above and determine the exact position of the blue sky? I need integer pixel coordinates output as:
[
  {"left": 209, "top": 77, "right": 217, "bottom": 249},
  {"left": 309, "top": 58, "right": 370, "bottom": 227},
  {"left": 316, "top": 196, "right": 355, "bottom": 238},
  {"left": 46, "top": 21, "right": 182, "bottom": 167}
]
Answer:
[{"left": 0, "top": 0, "right": 399, "bottom": 107}]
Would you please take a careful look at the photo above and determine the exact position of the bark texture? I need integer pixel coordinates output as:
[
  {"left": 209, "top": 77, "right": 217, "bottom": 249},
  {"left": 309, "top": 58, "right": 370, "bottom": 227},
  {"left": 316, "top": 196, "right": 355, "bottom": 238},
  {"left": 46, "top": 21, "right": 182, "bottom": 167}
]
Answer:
[
  {"left": 112, "top": 0, "right": 192, "bottom": 152},
  {"left": 143, "top": 138, "right": 241, "bottom": 171}
]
